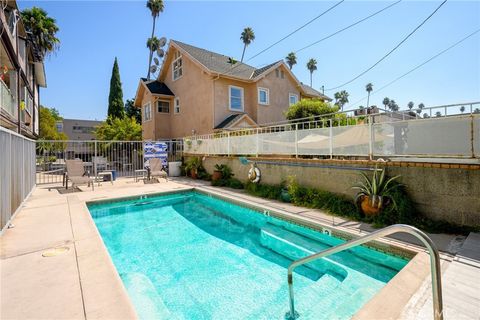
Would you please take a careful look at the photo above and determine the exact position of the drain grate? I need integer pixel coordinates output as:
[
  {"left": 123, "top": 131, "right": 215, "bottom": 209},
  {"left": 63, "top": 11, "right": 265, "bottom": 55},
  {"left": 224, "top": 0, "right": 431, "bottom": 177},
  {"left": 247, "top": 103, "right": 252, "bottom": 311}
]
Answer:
[{"left": 42, "top": 246, "right": 70, "bottom": 257}]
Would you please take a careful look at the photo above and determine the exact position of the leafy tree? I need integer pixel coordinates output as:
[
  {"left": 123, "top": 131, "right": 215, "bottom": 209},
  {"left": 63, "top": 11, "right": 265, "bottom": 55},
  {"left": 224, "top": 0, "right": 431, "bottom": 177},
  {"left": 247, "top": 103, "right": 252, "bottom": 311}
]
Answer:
[
  {"left": 146, "top": 0, "right": 164, "bottom": 79},
  {"left": 474, "top": 108, "right": 480, "bottom": 114},
  {"left": 21, "top": 7, "right": 60, "bottom": 58},
  {"left": 38, "top": 106, "right": 67, "bottom": 140},
  {"left": 435, "top": 111, "right": 442, "bottom": 117},
  {"left": 460, "top": 106, "right": 465, "bottom": 113},
  {"left": 285, "top": 99, "right": 338, "bottom": 121},
  {"left": 125, "top": 99, "right": 141, "bottom": 124},
  {"left": 285, "top": 52, "right": 297, "bottom": 70},
  {"left": 382, "top": 97, "right": 390, "bottom": 110},
  {"left": 240, "top": 27, "right": 255, "bottom": 62},
  {"left": 407, "top": 101, "right": 414, "bottom": 110},
  {"left": 365, "top": 83, "right": 373, "bottom": 108},
  {"left": 334, "top": 90, "right": 349, "bottom": 111},
  {"left": 306, "top": 58, "right": 317, "bottom": 87},
  {"left": 95, "top": 116, "right": 142, "bottom": 141},
  {"left": 108, "top": 57, "right": 125, "bottom": 119},
  {"left": 423, "top": 113, "right": 430, "bottom": 118}
]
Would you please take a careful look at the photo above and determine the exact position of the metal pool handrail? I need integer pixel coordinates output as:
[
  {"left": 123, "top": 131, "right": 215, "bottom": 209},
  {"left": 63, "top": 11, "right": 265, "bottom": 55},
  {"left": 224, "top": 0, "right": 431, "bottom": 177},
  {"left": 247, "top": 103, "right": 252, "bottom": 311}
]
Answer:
[{"left": 285, "top": 224, "right": 443, "bottom": 320}]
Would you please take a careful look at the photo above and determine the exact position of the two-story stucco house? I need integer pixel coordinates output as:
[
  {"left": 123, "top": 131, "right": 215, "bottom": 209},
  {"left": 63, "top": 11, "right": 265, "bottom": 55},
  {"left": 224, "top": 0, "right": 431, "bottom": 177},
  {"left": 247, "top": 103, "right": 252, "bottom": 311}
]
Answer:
[{"left": 134, "top": 40, "right": 330, "bottom": 140}]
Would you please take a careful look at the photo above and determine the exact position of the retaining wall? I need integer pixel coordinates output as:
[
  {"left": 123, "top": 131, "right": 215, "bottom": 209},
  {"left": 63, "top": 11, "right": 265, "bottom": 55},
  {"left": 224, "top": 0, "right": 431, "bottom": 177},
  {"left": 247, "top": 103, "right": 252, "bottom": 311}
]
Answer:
[{"left": 193, "top": 156, "right": 480, "bottom": 227}]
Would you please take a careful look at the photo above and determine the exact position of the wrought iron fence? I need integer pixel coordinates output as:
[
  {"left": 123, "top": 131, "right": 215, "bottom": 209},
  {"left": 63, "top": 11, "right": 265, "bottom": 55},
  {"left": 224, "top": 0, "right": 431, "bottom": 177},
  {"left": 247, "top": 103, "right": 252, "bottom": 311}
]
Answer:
[
  {"left": 185, "top": 106, "right": 480, "bottom": 160},
  {"left": 0, "top": 126, "right": 36, "bottom": 231},
  {"left": 35, "top": 140, "right": 183, "bottom": 185}
]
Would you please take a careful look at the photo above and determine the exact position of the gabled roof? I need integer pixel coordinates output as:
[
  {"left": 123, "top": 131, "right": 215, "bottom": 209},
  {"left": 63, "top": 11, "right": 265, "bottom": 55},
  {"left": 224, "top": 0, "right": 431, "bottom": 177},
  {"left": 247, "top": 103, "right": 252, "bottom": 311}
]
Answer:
[
  {"left": 172, "top": 40, "right": 255, "bottom": 80},
  {"left": 163, "top": 40, "right": 331, "bottom": 100},
  {"left": 214, "top": 113, "right": 258, "bottom": 130},
  {"left": 140, "top": 78, "right": 174, "bottom": 96},
  {"left": 300, "top": 83, "right": 332, "bottom": 101},
  {"left": 251, "top": 61, "right": 282, "bottom": 79},
  {"left": 214, "top": 114, "right": 244, "bottom": 129}
]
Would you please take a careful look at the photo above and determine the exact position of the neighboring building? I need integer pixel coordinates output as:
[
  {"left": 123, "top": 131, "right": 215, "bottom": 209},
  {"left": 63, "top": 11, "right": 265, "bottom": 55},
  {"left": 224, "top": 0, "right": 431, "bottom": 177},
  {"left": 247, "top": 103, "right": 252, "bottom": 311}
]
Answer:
[
  {"left": 0, "top": 1, "right": 46, "bottom": 138},
  {"left": 56, "top": 118, "right": 102, "bottom": 140},
  {"left": 134, "top": 40, "right": 331, "bottom": 140}
]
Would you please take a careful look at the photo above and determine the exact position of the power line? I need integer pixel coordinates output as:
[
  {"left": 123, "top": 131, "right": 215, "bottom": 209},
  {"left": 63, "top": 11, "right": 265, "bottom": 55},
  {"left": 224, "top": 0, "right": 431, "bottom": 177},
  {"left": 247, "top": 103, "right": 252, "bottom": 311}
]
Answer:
[
  {"left": 295, "top": 0, "right": 402, "bottom": 54},
  {"left": 245, "top": 0, "right": 345, "bottom": 63},
  {"left": 326, "top": 0, "right": 448, "bottom": 91},
  {"left": 345, "top": 28, "right": 480, "bottom": 109},
  {"left": 221, "top": 1, "right": 344, "bottom": 77}
]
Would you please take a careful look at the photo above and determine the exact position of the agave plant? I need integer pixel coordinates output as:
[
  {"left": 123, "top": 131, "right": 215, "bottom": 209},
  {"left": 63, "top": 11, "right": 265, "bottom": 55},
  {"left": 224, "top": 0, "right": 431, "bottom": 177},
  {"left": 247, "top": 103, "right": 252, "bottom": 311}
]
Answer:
[{"left": 352, "top": 167, "right": 401, "bottom": 214}]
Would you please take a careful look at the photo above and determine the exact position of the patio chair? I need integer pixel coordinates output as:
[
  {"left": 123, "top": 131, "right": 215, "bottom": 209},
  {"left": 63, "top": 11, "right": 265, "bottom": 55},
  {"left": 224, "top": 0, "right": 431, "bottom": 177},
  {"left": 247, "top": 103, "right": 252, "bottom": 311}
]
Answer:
[
  {"left": 149, "top": 158, "right": 168, "bottom": 182},
  {"left": 92, "top": 156, "right": 109, "bottom": 172},
  {"left": 65, "top": 159, "right": 94, "bottom": 191}
]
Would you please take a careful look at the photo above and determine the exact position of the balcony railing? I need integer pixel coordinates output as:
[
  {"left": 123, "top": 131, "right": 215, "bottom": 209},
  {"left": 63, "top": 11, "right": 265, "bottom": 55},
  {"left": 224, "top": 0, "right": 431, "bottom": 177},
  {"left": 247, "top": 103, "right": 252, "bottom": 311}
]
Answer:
[{"left": 0, "top": 80, "right": 17, "bottom": 119}]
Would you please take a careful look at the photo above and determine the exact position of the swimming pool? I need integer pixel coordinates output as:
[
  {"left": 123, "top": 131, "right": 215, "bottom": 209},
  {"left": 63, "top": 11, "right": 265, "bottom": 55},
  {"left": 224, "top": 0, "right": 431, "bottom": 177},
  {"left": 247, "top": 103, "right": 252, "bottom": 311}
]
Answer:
[{"left": 88, "top": 190, "right": 409, "bottom": 320}]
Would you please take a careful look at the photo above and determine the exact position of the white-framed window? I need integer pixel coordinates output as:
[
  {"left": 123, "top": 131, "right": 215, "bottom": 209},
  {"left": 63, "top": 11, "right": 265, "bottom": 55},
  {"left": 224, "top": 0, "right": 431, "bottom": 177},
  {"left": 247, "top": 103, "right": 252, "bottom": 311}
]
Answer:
[
  {"left": 157, "top": 100, "right": 170, "bottom": 113},
  {"left": 229, "top": 85, "right": 244, "bottom": 111},
  {"left": 258, "top": 87, "right": 269, "bottom": 105},
  {"left": 174, "top": 97, "right": 180, "bottom": 114},
  {"left": 289, "top": 93, "right": 299, "bottom": 106},
  {"left": 143, "top": 102, "right": 152, "bottom": 121},
  {"left": 172, "top": 54, "right": 183, "bottom": 81}
]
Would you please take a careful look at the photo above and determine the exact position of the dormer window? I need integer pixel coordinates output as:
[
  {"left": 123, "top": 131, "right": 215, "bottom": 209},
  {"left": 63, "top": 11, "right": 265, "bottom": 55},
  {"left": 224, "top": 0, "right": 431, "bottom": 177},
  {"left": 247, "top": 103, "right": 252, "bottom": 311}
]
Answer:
[{"left": 172, "top": 53, "right": 183, "bottom": 81}]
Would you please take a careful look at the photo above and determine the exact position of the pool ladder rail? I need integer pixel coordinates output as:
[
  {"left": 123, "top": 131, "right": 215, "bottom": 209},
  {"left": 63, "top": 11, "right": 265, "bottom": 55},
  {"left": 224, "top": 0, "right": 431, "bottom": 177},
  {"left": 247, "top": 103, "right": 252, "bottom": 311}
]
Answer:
[{"left": 285, "top": 224, "right": 443, "bottom": 320}]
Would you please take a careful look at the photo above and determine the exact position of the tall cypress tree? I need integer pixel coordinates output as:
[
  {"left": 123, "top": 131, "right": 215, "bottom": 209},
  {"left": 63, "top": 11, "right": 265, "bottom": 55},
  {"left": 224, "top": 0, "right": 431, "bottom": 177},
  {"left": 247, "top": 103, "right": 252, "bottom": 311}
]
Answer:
[{"left": 108, "top": 57, "right": 125, "bottom": 119}]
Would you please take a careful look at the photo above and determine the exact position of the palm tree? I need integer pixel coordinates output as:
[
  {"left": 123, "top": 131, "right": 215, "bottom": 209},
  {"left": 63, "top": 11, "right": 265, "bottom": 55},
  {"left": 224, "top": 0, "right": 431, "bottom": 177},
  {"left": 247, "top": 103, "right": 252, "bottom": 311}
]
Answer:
[
  {"left": 382, "top": 97, "right": 390, "bottom": 110},
  {"left": 306, "top": 58, "right": 317, "bottom": 87},
  {"left": 146, "top": 0, "right": 164, "bottom": 79},
  {"left": 408, "top": 101, "right": 414, "bottom": 110},
  {"left": 388, "top": 99, "right": 399, "bottom": 112},
  {"left": 337, "top": 90, "right": 349, "bottom": 111},
  {"left": 417, "top": 102, "right": 425, "bottom": 115},
  {"left": 334, "top": 92, "right": 341, "bottom": 105},
  {"left": 460, "top": 106, "right": 465, "bottom": 113},
  {"left": 285, "top": 52, "right": 297, "bottom": 70},
  {"left": 147, "top": 37, "right": 160, "bottom": 52},
  {"left": 240, "top": 27, "right": 255, "bottom": 63},
  {"left": 20, "top": 7, "right": 60, "bottom": 58},
  {"left": 365, "top": 83, "right": 373, "bottom": 109}
]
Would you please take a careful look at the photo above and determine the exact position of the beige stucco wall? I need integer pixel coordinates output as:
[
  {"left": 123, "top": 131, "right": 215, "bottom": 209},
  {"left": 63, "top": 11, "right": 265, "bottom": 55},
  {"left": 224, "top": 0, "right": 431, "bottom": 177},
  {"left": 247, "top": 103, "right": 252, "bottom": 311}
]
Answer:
[
  {"left": 213, "top": 77, "right": 257, "bottom": 127},
  {"left": 256, "top": 64, "right": 301, "bottom": 125},
  {"left": 162, "top": 47, "right": 214, "bottom": 138},
  {"left": 139, "top": 90, "right": 156, "bottom": 140}
]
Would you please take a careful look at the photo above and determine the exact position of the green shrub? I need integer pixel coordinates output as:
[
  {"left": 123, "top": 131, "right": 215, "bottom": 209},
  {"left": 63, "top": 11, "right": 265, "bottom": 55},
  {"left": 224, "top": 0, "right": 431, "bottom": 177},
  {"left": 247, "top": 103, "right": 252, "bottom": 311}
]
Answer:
[
  {"left": 245, "top": 182, "right": 283, "bottom": 201},
  {"left": 227, "top": 178, "right": 244, "bottom": 189}
]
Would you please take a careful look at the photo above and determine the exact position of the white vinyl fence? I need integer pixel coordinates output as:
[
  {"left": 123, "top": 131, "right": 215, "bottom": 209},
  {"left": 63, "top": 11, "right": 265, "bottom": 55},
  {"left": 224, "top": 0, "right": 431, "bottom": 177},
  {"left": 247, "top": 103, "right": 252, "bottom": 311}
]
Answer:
[
  {"left": 0, "top": 127, "right": 36, "bottom": 231},
  {"left": 185, "top": 114, "right": 480, "bottom": 159}
]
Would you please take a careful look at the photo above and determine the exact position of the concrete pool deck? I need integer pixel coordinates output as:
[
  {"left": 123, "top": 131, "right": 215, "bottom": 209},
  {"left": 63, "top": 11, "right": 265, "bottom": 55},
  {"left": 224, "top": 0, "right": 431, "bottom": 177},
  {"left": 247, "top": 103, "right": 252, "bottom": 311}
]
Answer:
[{"left": 1, "top": 178, "right": 479, "bottom": 319}]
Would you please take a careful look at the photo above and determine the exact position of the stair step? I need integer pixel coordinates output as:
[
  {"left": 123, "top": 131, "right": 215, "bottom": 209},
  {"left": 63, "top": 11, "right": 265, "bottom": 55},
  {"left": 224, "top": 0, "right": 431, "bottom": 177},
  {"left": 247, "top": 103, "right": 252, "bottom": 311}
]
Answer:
[
  {"left": 122, "top": 272, "right": 172, "bottom": 320},
  {"left": 260, "top": 224, "right": 348, "bottom": 281}
]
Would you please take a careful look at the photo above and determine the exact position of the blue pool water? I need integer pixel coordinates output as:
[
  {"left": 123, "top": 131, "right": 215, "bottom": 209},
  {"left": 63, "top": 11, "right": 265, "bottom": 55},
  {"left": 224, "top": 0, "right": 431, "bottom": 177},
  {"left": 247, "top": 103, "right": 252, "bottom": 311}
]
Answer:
[{"left": 88, "top": 191, "right": 409, "bottom": 320}]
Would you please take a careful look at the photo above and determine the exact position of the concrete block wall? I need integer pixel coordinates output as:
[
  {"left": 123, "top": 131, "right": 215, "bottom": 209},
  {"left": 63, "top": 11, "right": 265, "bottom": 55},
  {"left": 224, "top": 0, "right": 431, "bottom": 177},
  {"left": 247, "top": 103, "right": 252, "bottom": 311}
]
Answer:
[{"left": 193, "top": 155, "right": 480, "bottom": 227}]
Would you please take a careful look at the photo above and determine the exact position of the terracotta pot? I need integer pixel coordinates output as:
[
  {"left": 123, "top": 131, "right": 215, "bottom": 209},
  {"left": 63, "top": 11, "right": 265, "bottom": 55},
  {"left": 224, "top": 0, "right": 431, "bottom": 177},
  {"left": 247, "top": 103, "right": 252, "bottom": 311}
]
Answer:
[
  {"left": 360, "top": 196, "right": 382, "bottom": 216},
  {"left": 190, "top": 169, "right": 198, "bottom": 179},
  {"left": 212, "top": 170, "right": 222, "bottom": 181}
]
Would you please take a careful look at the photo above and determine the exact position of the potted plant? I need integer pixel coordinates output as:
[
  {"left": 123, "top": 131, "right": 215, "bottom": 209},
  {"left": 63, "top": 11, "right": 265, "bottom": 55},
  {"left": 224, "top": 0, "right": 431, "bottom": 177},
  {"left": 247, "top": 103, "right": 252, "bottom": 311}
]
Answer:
[
  {"left": 212, "top": 164, "right": 224, "bottom": 181},
  {"left": 184, "top": 157, "right": 202, "bottom": 179},
  {"left": 352, "top": 167, "right": 401, "bottom": 216}
]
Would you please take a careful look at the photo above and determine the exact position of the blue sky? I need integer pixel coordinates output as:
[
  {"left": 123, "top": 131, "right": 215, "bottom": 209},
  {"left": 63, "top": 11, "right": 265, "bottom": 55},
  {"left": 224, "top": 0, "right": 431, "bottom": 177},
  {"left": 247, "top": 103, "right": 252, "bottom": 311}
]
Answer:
[{"left": 19, "top": 0, "right": 480, "bottom": 120}]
